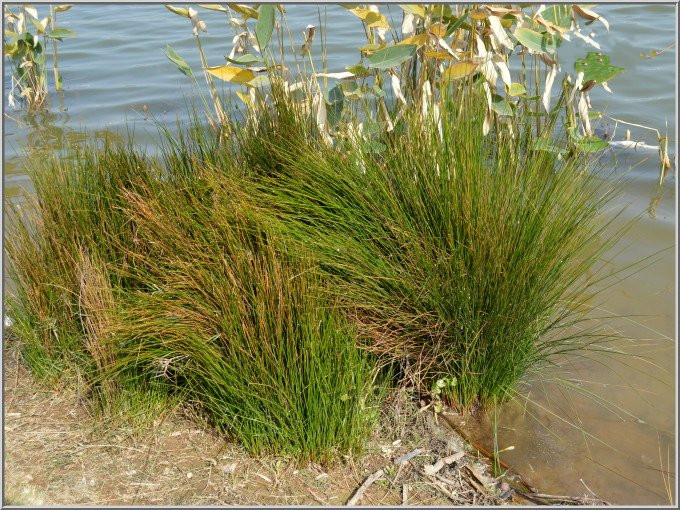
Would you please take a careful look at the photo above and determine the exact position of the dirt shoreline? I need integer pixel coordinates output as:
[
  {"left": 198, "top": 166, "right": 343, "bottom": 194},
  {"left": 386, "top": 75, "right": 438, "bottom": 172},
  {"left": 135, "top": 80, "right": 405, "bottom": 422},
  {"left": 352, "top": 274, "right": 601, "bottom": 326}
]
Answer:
[{"left": 3, "top": 346, "right": 605, "bottom": 506}]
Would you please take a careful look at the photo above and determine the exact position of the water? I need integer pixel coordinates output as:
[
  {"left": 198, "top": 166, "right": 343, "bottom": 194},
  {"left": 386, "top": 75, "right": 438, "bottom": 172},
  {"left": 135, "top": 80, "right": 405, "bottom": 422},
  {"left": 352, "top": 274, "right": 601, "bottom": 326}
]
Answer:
[{"left": 3, "top": 4, "right": 676, "bottom": 504}]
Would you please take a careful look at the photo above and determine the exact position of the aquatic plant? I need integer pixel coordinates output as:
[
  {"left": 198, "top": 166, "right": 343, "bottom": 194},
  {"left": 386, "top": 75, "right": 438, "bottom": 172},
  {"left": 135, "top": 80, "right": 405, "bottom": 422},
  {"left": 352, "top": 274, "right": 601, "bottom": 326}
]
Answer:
[
  {"left": 162, "top": 3, "right": 628, "bottom": 155},
  {"left": 4, "top": 4, "right": 75, "bottom": 109}
]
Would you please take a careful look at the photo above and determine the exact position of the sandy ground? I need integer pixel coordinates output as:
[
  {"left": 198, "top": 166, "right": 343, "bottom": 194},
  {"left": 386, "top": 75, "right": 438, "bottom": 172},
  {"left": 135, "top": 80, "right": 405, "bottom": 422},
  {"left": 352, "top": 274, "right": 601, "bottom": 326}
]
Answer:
[{"left": 3, "top": 346, "right": 512, "bottom": 506}]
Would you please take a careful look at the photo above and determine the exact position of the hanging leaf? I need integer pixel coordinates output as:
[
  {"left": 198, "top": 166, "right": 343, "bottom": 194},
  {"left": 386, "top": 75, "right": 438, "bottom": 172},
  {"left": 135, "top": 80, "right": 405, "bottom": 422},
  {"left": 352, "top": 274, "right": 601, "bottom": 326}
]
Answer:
[
  {"left": 206, "top": 65, "right": 255, "bottom": 85},
  {"left": 398, "top": 4, "right": 426, "bottom": 18},
  {"left": 325, "top": 83, "right": 345, "bottom": 127},
  {"left": 533, "top": 137, "right": 563, "bottom": 154},
  {"left": 348, "top": 7, "right": 389, "bottom": 29},
  {"left": 346, "top": 63, "right": 371, "bottom": 77},
  {"left": 255, "top": 4, "right": 275, "bottom": 52},
  {"left": 488, "top": 15, "right": 514, "bottom": 50},
  {"left": 198, "top": 4, "right": 229, "bottom": 12},
  {"left": 572, "top": 5, "right": 609, "bottom": 32},
  {"left": 48, "top": 27, "right": 76, "bottom": 40},
  {"left": 367, "top": 44, "right": 416, "bottom": 69},
  {"left": 165, "top": 45, "right": 194, "bottom": 78},
  {"left": 226, "top": 53, "right": 264, "bottom": 65},
  {"left": 469, "top": 8, "right": 489, "bottom": 20},
  {"left": 29, "top": 16, "right": 48, "bottom": 34},
  {"left": 505, "top": 82, "right": 526, "bottom": 96},
  {"left": 441, "top": 61, "right": 478, "bottom": 81},
  {"left": 541, "top": 5, "right": 572, "bottom": 28},
  {"left": 514, "top": 27, "right": 557, "bottom": 54},
  {"left": 164, "top": 5, "right": 190, "bottom": 18},
  {"left": 444, "top": 10, "right": 470, "bottom": 38},
  {"left": 424, "top": 50, "right": 454, "bottom": 60},
  {"left": 573, "top": 52, "right": 625, "bottom": 85},
  {"left": 228, "top": 4, "right": 259, "bottom": 19},
  {"left": 248, "top": 75, "right": 270, "bottom": 88},
  {"left": 398, "top": 33, "right": 429, "bottom": 47},
  {"left": 359, "top": 43, "right": 383, "bottom": 53},
  {"left": 491, "top": 94, "right": 514, "bottom": 116},
  {"left": 575, "top": 135, "right": 609, "bottom": 153},
  {"left": 542, "top": 65, "right": 558, "bottom": 111},
  {"left": 54, "top": 5, "right": 73, "bottom": 13},
  {"left": 371, "top": 83, "right": 386, "bottom": 98}
]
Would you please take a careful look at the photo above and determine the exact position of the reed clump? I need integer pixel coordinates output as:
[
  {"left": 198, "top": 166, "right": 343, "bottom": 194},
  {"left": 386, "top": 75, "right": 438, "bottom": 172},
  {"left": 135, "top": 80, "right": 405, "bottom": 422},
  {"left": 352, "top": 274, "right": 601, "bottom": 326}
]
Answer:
[
  {"left": 233, "top": 84, "right": 625, "bottom": 409},
  {"left": 6, "top": 75, "right": 626, "bottom": 460}
]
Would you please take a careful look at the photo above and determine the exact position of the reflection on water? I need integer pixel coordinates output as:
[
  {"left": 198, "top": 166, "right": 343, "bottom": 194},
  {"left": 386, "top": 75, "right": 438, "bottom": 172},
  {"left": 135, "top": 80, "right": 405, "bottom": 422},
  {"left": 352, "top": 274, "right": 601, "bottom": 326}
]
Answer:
[
  {"left": 4, "top": 104, "right": 124, "bottom": 204},
  {"left": 2, "top": 3, "right": 676, "bottom": 505}
]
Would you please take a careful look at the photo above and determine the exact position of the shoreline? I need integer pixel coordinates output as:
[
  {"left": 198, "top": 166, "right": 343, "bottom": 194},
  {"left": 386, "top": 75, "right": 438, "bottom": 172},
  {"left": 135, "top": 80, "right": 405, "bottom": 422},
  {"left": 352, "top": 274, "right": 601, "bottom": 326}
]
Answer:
[{"left": 3, "top": 343, "right": 612, "bottom": 506}]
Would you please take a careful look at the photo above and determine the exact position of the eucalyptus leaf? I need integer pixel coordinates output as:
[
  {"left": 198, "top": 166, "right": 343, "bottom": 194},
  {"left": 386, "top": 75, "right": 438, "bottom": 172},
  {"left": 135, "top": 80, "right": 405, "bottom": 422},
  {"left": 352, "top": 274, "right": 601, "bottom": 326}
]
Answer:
[{"left": 367, "top": 44, "right": 416, "bottom": 70}]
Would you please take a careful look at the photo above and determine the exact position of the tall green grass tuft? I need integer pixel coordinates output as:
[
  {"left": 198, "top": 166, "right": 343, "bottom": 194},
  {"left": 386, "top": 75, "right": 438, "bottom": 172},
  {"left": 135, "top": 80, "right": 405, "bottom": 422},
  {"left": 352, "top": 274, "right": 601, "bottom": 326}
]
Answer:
[
  {"left": 103, "top": 174, "right": 380, "bottom": 461},
  {"left": 235, "top": 84, "right": 626, "bottom": 410},
  {"left": 5, "top": 143, "right": 156, "bottom": 381},
  {"left": 5, "top": 132, "right": 381, "bottom": 461}
]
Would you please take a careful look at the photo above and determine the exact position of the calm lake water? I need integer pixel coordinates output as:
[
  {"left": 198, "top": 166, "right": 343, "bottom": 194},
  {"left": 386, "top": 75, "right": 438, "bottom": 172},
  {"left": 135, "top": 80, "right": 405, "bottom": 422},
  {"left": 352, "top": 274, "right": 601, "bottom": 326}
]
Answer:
[{"left": 3, "top": 4, "right": 677, "bottom": 504}]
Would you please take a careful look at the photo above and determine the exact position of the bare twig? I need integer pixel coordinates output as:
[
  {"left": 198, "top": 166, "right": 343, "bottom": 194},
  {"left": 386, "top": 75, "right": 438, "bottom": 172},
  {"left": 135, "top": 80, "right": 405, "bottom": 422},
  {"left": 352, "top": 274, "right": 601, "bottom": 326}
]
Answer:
[
  {"left": 393, "top": 448, "right": 424, "bottom": 465},
  {"left": 422, "top": 451, "right": 465, "bottom": 476},
  {"left": 346, "top": 468, "right": 384, "bottom": 506}
]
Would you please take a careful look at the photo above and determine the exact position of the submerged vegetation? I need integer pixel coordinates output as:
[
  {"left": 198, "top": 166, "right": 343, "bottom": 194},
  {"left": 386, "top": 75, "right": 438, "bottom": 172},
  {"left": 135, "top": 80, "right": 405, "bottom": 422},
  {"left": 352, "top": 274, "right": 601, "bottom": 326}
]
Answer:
[{"left": 4, "top": 4, "right": 646, "bottom": 461}]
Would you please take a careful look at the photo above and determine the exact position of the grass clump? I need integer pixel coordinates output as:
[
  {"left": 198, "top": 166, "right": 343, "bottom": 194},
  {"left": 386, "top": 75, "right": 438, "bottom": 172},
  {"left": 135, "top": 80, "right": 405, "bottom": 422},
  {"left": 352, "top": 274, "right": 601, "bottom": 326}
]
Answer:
[
  {"left": 5, "top": 138, "right": 380, "bottom": 462},
  {"left": 106, "top": 176, "right": 379, "bottom": 461},
  {"left": 5, "top": 75, "right": 627, "bottom": 458},
  {"left": 4, "top": 144, "right": 155, "bottom": 382},
  {"left": 235, "top": 86, "right": 624, "bottom": 409}
]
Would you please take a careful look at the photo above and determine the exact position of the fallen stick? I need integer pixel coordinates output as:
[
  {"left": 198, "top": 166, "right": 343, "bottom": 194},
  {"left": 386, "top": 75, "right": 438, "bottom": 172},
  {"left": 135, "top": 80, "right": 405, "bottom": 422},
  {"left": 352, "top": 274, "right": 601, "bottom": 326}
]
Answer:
[
  {"left": 429, "top": 479, "right": 461, "bottom": 503},
  {"left": 440, "top": 412, "right": 538, "bottom": 494},
  {"left": 422, "top": 451, "right": 465, "bottom": 476},
  {"left": 516, "top": 491, "right": 610, "bottom": 505},
  {"left": 393, "top": 448, "right": 424, "bottom": 465},
  {"left": 461, "top": 465, "right": 490, "bottom": 496},
  {"left": 307, "top": 488, "right": 327, "bottom": 505},
  {"left": 346, "top": 468, "right": 384, "bottom": 506}
]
